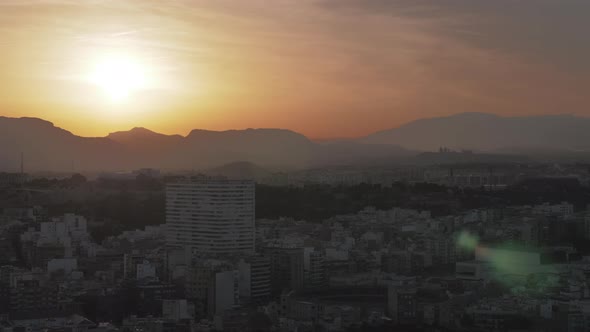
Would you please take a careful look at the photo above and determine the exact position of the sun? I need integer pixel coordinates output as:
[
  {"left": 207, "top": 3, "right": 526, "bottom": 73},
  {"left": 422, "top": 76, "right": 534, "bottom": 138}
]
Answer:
[{"left": 89, "top": 54, "right": 147, "bottom": 103}]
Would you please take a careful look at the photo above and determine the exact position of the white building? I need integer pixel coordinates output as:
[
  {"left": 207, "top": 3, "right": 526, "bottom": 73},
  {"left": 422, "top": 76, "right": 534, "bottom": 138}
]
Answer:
[
  {"left": 136, "top": 260, "right": 157, "bottom": 280},
  {"left": 532, "top": 202, "right": 574, "bottom": 217},
  {"left": 37, "top": 213, "right": 88, "bottom": 245},
  {"left": 162, "top": 299, "right": 194, "bottom": 321},
  {"left": 47, "top": 258, "right": 78, "bottom": 275},
  {"left": 585, "top": 212, "right": 590, "bottom": 240},
  {"left": 210, "top": 270, "right": 239, "bottom": 315},
  {"left": 20, "top": 213, "right": 91, "bottom": 261},
  {"left": 238, "top": 256, "right": 271, "bottom": 304},
  {"left": 166, "top": 177, "right": 255, "bottom": 256}
]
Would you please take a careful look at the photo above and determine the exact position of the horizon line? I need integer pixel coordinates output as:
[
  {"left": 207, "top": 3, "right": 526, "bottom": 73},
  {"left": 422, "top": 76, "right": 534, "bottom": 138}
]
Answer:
[{"left": 2, "top": 111, "right": 588, "bottom": 141}]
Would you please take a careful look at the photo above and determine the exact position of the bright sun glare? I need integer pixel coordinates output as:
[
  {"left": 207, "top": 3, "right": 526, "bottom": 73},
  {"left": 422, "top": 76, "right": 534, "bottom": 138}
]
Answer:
[{"left": 89, "top": 55, "right": 147, "bottom": 103}]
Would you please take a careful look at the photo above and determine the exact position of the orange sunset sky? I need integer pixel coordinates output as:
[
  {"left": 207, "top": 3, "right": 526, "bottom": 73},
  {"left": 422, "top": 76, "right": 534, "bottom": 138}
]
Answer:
[{"left": 1, "top": 0, "right": 589, "bottom": 139}]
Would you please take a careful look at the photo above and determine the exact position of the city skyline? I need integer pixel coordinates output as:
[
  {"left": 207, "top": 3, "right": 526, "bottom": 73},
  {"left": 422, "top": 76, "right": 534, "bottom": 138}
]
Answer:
[
  {"left": 3, "top": 2, "right": 590, "bottom": 331},
  {"left": 1, "top": 0, "right": 590, "bottom": 139}
]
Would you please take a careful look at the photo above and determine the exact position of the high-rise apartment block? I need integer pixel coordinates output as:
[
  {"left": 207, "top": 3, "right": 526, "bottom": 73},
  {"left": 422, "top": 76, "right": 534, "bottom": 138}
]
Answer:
[{"left": 166, "top": 177, "right": 255, "bottom": 256}]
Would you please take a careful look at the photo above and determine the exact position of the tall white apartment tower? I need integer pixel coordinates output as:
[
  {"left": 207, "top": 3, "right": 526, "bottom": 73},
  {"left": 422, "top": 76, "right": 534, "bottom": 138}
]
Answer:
[{"left": 166, "top": 177, "right": 255, "bottom": 256}]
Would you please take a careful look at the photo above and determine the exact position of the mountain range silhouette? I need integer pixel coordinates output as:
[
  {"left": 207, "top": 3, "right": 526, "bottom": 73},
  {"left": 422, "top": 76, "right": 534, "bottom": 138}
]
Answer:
[{"left": 2, "top": 112, "right": 590, "bottom": 172}]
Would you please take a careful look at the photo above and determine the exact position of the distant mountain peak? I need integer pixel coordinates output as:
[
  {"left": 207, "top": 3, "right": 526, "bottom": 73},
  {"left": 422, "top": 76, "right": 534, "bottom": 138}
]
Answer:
[
  {"left": 447, "top": 112, "right": 501, "bottom": 119},
  {"left": 1, "top": 116, "right": 56, "bottom": 128},
  {"left": 107, "top": 127, "right": 182, "bottom": 140},
  {"left": 186, "top": 127, "right": 312, "bottom": 143},
  {"left": 109, "top": 127, "right": 157, "bottom": 136},
  {"left": 129, "top": 126, "right": 154, "bottom": 133},
  {"left": 187, "top": 127, "right": 300, "bottom": 135},
  {"left": 0, "top": 116, "right": 75, "bottom": 137},
  {"left": 361, "top": 112, "right": 590, "bottom": 151}
]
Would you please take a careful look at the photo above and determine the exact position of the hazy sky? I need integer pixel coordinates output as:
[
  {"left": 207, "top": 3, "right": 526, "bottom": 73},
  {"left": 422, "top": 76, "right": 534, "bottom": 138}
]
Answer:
[{"left": 1, "top": 0, "right": 589, "bottom": 138}]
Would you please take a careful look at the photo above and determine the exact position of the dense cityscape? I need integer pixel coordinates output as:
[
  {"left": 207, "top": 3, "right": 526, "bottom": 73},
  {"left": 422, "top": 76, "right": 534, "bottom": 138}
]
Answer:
[
  {"left": 1, "top": 161, "right": 590, "bottom": 331},
  {"left": 2, "top": 1, "right": 590, "bottom": 331}
]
